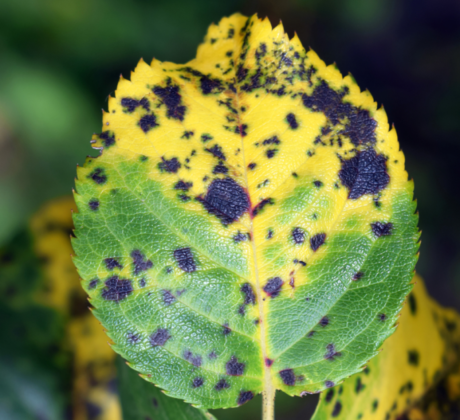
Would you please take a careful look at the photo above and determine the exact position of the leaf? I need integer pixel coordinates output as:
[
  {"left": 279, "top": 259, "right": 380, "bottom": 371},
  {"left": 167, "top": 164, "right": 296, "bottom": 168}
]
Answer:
[
  {"left": 72, "top": 13, "right": 419, "bottom": 409},
  {"left": 311, "top": 275, "right": 460, "bottom": 420},
  {"left": 117, "top": 356, "right": 216, "bottom": 420}
]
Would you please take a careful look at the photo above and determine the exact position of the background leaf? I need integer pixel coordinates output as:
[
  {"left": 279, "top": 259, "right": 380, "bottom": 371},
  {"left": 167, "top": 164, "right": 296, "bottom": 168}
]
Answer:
[
  {"left": 117, "top": 356, "right": 216, "bottom": 420},
  {"left": 72, "top": 13, "right": 418, "bottom": 410},
  {"left": 311, "top": 275, "right": 460, "bottom": 420}
]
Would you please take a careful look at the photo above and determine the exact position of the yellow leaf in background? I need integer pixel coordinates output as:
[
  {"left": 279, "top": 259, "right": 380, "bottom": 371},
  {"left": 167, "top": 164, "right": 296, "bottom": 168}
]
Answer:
[{"left": 312, "top": 274, "right": 460, "bottom": 420}]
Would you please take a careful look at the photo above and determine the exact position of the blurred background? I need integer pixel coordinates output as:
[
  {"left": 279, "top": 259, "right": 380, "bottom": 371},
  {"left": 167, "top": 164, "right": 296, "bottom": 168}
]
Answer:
[{"left": 1, "top": 0, "right": 459, "bottom": 418}]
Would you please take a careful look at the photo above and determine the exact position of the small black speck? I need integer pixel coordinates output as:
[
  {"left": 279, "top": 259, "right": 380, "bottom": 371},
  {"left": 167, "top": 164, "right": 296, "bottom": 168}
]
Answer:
[
  {"left": 193, "top": 377, "right": 204, "bottom": 388},
  {"left": 89, "top": 199, "right": 99, "bottom": 211},
  {"left": 286, "top": 113, "right": 299, "bottom": 129}
]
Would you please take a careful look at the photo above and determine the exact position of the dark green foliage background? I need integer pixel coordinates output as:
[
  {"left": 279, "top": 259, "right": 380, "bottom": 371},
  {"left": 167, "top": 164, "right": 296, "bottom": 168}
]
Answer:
[{"left": 1, "top": 0, "right": 459, "bottom": 418}]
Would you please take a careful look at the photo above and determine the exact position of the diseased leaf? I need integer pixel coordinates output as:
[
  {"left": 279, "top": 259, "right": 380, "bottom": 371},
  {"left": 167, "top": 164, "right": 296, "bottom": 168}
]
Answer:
[
  {"left": 72, "top": 13, "right": 419, "bottom": 409},
  {"left": 311, "top": 275, "right": 460, "bottom": 420},
  {"left": 117, "top": 356, "right": 216, "bottom": 420}
]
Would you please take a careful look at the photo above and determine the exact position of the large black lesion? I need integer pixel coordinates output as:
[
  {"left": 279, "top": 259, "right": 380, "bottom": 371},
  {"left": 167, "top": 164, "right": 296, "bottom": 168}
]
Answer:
[
  {"left": 302, "top": 79, "right": 377, "bottom": 147},
  {"left": 121, "top": 97, "right": 150, "bottom": 113},
  {"left": 226, "top": 356, "right": 245, "bottom": 376},
  {"left": 101, "top": 276, "right": 133, "bottom": 302},
  {"left": 196, "top": 177, "right": 249, "bottom": 225},
  {"left": 200, "top": 75, "right": 224, "bottom": 95},
  {"left": 263, "top": 277, "right": 283, "bottom": 298},
  {"left": 339, "top": 149, "right": 390, "bottom": 199},
  {"left": 130, "top": 250, "right": 153, "bottom": 275},
  {"left": 98, "top": 131, "right": 115, "bottom": 148},
  {"left": 105, "top": 258, "right": 122, "bottom": 270},
  {"left": 279, "top": 369, "right": 296, "bottom": 386},
  {"left": 158, "top": 157, "right": 181, "bottom": 173},
  {"left": 139, "top": 113, "right": 158, "bottom": 133},
  {"left": 152, "top": 79, "right": 186, "bottom": 121}
]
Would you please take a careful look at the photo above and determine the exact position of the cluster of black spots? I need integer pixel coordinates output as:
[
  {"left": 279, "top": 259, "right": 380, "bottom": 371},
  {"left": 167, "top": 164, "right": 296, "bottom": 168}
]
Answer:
[
  {"left": 201, "top": 134, "right": 213, "bottom": 143},
  {"left": 197, "top": 177, "right": 250, "bottom": 225},
  {"left": 319, "top": 316, "right": 329, "bottom": 327},
  {"left": 408, "top": 293, "right": 417, "bottom": 315},
  {"left": 226, "top": 356, "right": 245, "bottom": 376},
  {"left": 339, "top": 149, "right": 390, "bottom": 199},
  {"left": 248, "top": 162, "right": 256, "bottom": 170},
  {"left": 355, "top": 377, "right": 364, "bottom": 393},
  {"left": 162, "top": 290, "right": 176, "bottom": 306},
  {"left": 292, "top": 227, "right": 306, "bottom": 244},
  {"left": 173, "top": 248, "right": 196, "bottom": 272},
  {"left": 127, "top": 332, "right": 140, "bottom": 345},
  {"left": 310, "top": 233, "right": 326, "bottom": 251},
  {"left": 105, "top": 258, "right": 123, "bottom": 270},
  {"left": 286, "top": 113, "right": 299, "bottom": 129},
  {"left": 252, "top": 197, "right": 274, "bottom": 217},
  {"left": 313, "top": 180, "right": 323, "bottom": 188},
  {"left": 131, "top": 250, "right": 153, "bottom": 275},
  {"left": 174, "top": 180, "right": 192, "bottom": 191},
  {"left": 181, "top": 130, "right": 194, "bottom": 139},
  {"left": 139, "top": 278, "right": 146, "bottom": 288},
  {"left": 325, "top": 389, "right": 334, "bottom": 402},
  {"left": 332, "top": 401, "right": 342, "bottom": 417},
  {"left": 237, "top": 391, "right": 254, "bottom": 406},
  {"left": 139, "top": 113, "right": 158, "bottom": 133},
  {"left": 408, "top": 350, "right": 420, "bottom": 366},
  {"left": 371, "top": 221, "right": 393, "bottom": 238},
  {"left": 302, "top": 80, "right": 376, "bottom": 147},
  {"left": 184, "top": 350, "right": 202, "bottom": 367},
  {"left": 89, "top": 168, "right": 107, "bottom": 185},
  {"left": 200, "top": 75, "right": 223, "bottom": 95},
  {"left": 353, "top": 272, "right": 364, "bottom": 281},
  {"left": 263, "top": 136, "right": 280, "bottom": 145},
  {"left": 279, "top": 369, "right": 296, "bottom": 386},
  {"left": 193, "top": 377, "right": 204, "bottom": 388},
  {"left": 266, "top": 149, "right": 277, "bottom": 159},
  {"left": 223, "top": 323, "right": 232, "bottom": 335},
  {"left": 153, "top": 83, "right": 186, "bottom": 121},
  {"left": 215, "top": 379, "right": 230, "bottom": 391},
  {"left": 233, "top": 232, "right": 249, "bottom": 242},
  {"left": 150, "top": 328, "right": 170, "bottom": 347},
  {"left": 205, "top": 144, "right": 226, "bottom": 160},
  {"left": 98, "top": 131, "right": 115, "bottom": 148},
  {"left": 88, "top": 279, "right": 98, "bottom": 290},
  {"left": 158, "top": 157, "right": 181, "bottom": 173},
  {"left": 213, "top": 163, "right": 228, "bottom": 174},
  {"left": 121, "top": 97, "right": 150, "bottom": 113},
  {"left": 378, "top": 313, "right": 387, "bottom": 321},
  {"left": 263, "top": 277, "right": 283, "bottom": 298},
  {"left": 101, "top": 276, "right": 133, "bottom": 302},
  {"left": 235, "top": 124, "right": 248, "bottom": 136},
  {"left": 241, "top": 283, "right": 256, "bottom": 305},
  {"left": 88, "top": 199, "right": 99, "bottom": 211},
  {"left": 324, "top": 343, "right": 342, "bottom": 361}
]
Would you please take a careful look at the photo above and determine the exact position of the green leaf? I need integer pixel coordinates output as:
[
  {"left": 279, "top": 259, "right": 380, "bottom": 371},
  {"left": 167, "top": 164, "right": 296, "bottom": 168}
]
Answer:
[
  {"left": 311, "top": 275, "right": 460, "bottom": 420},
  {"left": 117, "top": 356, "right": 216, "bottom": 420},
  {"left": 72, "top": 13, "right": 419, "bottom": 410}
]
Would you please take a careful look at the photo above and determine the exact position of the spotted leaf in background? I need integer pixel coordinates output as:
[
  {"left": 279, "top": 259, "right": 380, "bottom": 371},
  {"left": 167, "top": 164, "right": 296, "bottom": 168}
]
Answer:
[
  {"left": 72, "top": 13, "right": 419, "bottom": 409},
  {"left": 311, "top": 275, "right": 460, "bottom": 420}
]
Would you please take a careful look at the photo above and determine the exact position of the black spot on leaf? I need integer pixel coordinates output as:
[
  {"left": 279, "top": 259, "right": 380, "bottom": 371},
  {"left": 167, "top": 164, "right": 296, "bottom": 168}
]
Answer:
[
  {"left": 193, "top": 377, "right": 204, "bottom": 388},
  {"left": 162, "top": 290, "right": 176, "bottom": 306},
  {"left": 279, "top": 369, "right": 296, "bottom": 386},
  {"left": 184, "top": 350, "right": 202, "bottom": 367},
  {"left": 265, "top": 358, "right": 274, "bottom": 367},
  {"left": 248, "top": 162, "right": 256, "bottom": 170},
  {"left": 173, "top": 248, "right": 196, "bottom": 272},
  {"left": 98, "top": 131, "right": 115, "bottom": 147},
  {"left": 101, "top": 276, "right": 133, "bottom": 302},
  {"left": 263, "top": 136, "right": 280, "bottom": 145},
  {"left": 139, "top": 114, "right": 158, "bottom": 133},
  {"left": 105, "top": 258, "right": 122, "bottom": 270},
  {"left": 150, "top": 328, "right": 170, "bottom": 346},
  {"left": 241, "top": 283, "right": 256, "bottom": 305},
  {"left": 234, "top": 232, "right": 248, "bottom": 242},
  {"left": 310, "top": 233, "right": 326, "bottom": 251},
  {"left": 215, "top": 379, "right": 230, "bottom": 391},
  {"left": 88, "top": 279, "right": 98, "bottom": 290},
  {"left": 205, "top": 144, "right": 226, "bottom": 160},
  {"left": 238, "top": 391, "right": 254, "bottom": 406},
  {"left": 174, "top": 180, "right": 192, "bottom": 191},
  {"left": 89, "top": 168, "right": 107, "bottom": 185},
  {"left": 130, "top": 250, "right": 153, "bottom": 275},
  {"left": 371, "top": 222, "right": 393, "bottom": 237},
  {"left": 252, "top": 198, "right": 274, "bottom": 217},
  {"left": 223, "top": 324, "right": 231, "bottom": 335},
  {"left": 408, "top": 293, "right": 417, "bottom": 315},
  {"left": 313, "top": 180, "right": 323, "bottom": 187},
  {"left": 153, "top": 84, "right": 186, "bottom": 121},
  {"left": 332, "top": 401, "right": 342, "bottom": 417},
  {"left": 200, "top": 75, "right": 223, "bottom": 94},
  {"left": 266, "top": 149, "right": 277, "bottom": 158},
  {"left": 197, "top": 177, "right": 249, "bottom": 225},
  {"left": 226, "top": 356, "right": 245, "bottom": 376},
  {"left": 325, "top": 389, "right": 334, "bottom": 402},
  {"left": 292, "top": 227, "right": 305, "bottom": 244},
  {"left": 356, "top": 377, "right": 364, "bottom": 393},
  {"left": 286, "top": 113, "right": 298, "bottom": 129},
  {"left": 353, "top": 272, "right": 364, "bottom": 281},
  {"left": 121, "top": 97, "right": 150, "bottom": 112},
  {"left": 213, "top": 164, "right": 228, "bottom": 174},
  {"left": 158, "top": 157, "right": 181, "bottom": 173},
  {"left": 263, "top": 277, "right": 283, "bottom": 298},
  {"left": 319, "top": 316, "right": 329, "bottom": 327},
  {"left": 379, "top": 313, "right": 387, "bottom": 321},
  {"left": 339, "top": 149, "right": 389, "bottom": 199},
  {"left": 89, "top": 199, "right": 99, "bottom": 210},
  {"left": 324, "top": 344, "right": 341, "bottom": 361},
  {"left": 408, "top": 350, "right": 420, "bottom": 366},
  {"left": 201, "top": 134, "right": 213, "bottom": 142}
]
